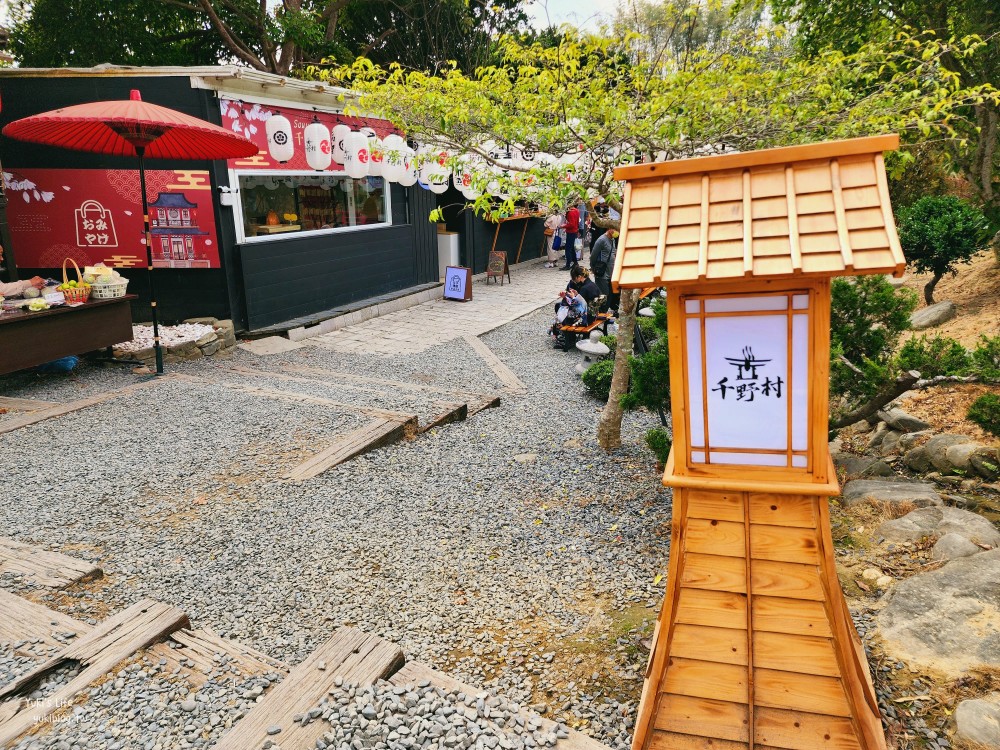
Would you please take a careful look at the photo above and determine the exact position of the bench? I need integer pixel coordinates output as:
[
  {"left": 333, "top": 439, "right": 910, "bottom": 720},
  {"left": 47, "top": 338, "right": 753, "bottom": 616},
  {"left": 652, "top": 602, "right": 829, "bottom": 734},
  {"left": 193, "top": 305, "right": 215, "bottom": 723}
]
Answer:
[{"left": 556, "top": 312, "right": 612, "bottom": 351}]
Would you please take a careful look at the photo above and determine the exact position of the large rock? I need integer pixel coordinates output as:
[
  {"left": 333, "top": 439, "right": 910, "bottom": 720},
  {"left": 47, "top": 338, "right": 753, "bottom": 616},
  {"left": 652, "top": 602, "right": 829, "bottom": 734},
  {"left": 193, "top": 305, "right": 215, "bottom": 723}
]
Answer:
[
  {"left": 902, "top": 446, "right": 933, "bottom": 473},
  {"left": 932, "top": 532, "right": 984, "bottom": 561},
  {"left": 971, "top": 447, "right": 1000, "bottom": 481},
  {"left": 898, "top": 430, "right": 934, "bottom": 452},
  {"left": 878, "top": 506, "right": 1000, "bottom": 546},
  {"left": 955, "top": 694, "right": 1000, "bottom": 747},
  {"left": 876, "top": 408, "right": 931, "bottom": 433},
  {"left": 880, "top": 430, "right": 904, "bottom": 456},
  {"left": 925, "top": 434, "right": 973, "bottom": 473},
  {"left": 910, "top": 300, "right": 957, "bottom": 330},
  {"left": 841, "top": 479, "right": 943, "bottom": 509},
  {"left": 877, "top": 549, "right": 1000, "bottom": 676},
  {"left": 832, "top": 453, "right": 894, "bottom": 479}
]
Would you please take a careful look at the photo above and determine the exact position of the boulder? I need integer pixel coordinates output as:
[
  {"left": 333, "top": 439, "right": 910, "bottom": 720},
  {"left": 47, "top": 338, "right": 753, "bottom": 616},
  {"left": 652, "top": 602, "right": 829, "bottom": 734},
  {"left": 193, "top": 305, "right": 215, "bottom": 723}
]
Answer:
[
  {"left": 903, "top": 446, "right": 933, "bottom": 473},
  {"left": 925, "top": 434, "right": 973, "bottom": 473},
  {"left": 832, "top": 453, "right": 895, "bottom": 480},
  {"left": 841, "top": 479, "right": 943, "bottom": 509},
  {"left": 880, "top": 430, "right": 904, "bottom": 456},
  {"left": 955, "top": 694, "right": 1000, "bottom": 747},
  {"left": 877, "top": 506, "right": 1000, "bottom": 547},
  {"left": 866, "top": 422, "right": 889, "bottom": 451},
  {"left": 877, "top": 549, "right": 1000, "bottom": 676},
  {"left": 970, "top": 447, "right": 1000, "bottom": 481},
  {"left": 200, "top": 340, "right": 222, "bottom": 356},
  {"left": 946, "top": 442, "right": 980, "bottom": 473},
  {"left": 876, "top": 408, "right": 931, "bottom": 433},
  {"left": 910, "top": 300, "right": 957, "bottom": 330},
  {"left": 897, "top": 430, "right": 934, "bottom": 452},
  {"left": 183, "top": 316, "right": 219, "bottom": 326},
  {"left": 931, "top": 532, "right": 983, "bottom": 561}
]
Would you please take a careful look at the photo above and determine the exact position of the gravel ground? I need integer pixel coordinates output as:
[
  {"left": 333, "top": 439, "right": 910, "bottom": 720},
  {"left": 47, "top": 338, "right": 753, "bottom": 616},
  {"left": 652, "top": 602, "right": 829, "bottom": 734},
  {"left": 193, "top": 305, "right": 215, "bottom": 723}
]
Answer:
[{"left": 1, "top": 306, "right": 671, "bottom": 749}]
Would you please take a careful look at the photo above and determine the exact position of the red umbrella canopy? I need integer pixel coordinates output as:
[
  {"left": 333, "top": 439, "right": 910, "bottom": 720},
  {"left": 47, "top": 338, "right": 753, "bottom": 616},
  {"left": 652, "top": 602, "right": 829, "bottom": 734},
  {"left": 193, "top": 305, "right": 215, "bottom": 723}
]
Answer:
[{"left": 2, "top": 89, "right": 258, "bottom": 160}]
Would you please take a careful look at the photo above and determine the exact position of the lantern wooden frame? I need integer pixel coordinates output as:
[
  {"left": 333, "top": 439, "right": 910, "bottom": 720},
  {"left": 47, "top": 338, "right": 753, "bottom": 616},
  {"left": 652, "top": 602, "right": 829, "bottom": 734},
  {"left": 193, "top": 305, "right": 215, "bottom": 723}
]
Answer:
[{"left": 612, "top": 135, "right": 906, "bottom": 750}]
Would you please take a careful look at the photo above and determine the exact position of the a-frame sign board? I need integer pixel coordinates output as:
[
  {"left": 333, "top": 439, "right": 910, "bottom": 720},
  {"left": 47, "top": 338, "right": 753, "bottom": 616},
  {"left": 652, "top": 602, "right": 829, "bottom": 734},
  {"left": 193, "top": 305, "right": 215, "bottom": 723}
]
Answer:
[{"left": 612, "top": 135, "right": 905, "bottom": 750}]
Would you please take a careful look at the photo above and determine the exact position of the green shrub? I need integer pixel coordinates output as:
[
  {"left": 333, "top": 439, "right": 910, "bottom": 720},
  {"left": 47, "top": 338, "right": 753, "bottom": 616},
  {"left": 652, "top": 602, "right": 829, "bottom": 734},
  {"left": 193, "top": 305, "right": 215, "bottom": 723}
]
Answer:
[
  {"left": 636, "top": 316, "right": 659, "bottom": 345},
  {"left": 898, "top": 195, "right": 991, "bottom": 304},
  {"left": 599, "top": 334, "right": 617, "bottom": 357},
  {"left": 621, "top": 339, "right": 671, "bottom": 413},
  {"left": 645, "top": 427, "right": 673, "bottom": 465},
  {"left": 896, "top": 335, "right": 971, "bottom": 378},
  {"left": 967, "top": 393, "right": 1000, "bottom": 436},
  {"left": 581, "top": 358, "right": 615, "bottom": 402},
  {"left": 830, "top": 275, "right": 917, "bottom": 407},
  {"left": 972, "top": 335, "right": 1000, "bottom": 382},
  {"left": 650, "top": 297, "right": 667, "bottom": 334}
]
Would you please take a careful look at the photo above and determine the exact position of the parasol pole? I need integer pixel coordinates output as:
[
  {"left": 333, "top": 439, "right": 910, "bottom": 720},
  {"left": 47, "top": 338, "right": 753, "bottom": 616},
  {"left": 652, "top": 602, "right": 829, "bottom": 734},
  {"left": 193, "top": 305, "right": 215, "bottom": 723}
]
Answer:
[{"left": 137, "top": 146, "right": 164, "bottom": 374}]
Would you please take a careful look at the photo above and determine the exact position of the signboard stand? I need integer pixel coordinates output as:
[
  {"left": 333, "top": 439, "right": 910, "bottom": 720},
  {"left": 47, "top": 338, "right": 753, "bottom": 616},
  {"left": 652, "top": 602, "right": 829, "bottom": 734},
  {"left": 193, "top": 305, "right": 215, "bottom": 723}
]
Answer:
[
  {"left": 443, "top": 265, "right": 472, "bottom": 302},
  {"left": 485, "top": 250, "right": 510, "bottom": 285}
]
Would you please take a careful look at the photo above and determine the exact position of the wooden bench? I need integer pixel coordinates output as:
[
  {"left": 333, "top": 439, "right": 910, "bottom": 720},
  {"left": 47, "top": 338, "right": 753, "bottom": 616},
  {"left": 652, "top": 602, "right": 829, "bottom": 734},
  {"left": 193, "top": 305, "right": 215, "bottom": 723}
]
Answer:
[{"left": 556, "top": 312, "right": 612, "bottom": 351}]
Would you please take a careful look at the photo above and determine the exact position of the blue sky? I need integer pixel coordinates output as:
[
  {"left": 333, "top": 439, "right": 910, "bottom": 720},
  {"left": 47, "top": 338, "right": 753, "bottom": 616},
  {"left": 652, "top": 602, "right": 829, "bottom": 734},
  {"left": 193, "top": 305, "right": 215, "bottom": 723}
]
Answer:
[{"left": 526, "top": 0, "right": 619, "bottom": 31}]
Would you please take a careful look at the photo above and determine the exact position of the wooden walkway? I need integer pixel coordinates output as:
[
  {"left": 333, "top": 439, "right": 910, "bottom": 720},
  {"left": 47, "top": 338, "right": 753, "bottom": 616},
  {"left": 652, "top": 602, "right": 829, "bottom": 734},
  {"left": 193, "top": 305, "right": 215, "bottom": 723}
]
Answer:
[{"left": 0, "top": 537, "right": 102, "bottom": 588}]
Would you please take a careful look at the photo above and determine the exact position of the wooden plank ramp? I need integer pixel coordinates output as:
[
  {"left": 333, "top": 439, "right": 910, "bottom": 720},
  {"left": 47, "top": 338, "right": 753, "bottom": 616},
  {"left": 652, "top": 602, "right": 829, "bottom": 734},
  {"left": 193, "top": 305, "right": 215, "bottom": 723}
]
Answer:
[
  {"left": 0, "top": 590, "right": 93, "bottom": 657},
  {"left": 145, "top": 627, "right": 289, "bottom": 689},
  {"left": 213, "top": 627, "right": 404, "bottom": 750},
  {"left": 0, "top": 598, "right": 189, "bottom": 746},
  {"left": 388, "top": 661, "right": 611, "bottom": 750},
  {"left": 0, "top": 537, "right": 102, "bottom": 589},
  {"left": 463, "top": 335, "right": 527, "bottom": 394},
  {"left": 0, "top": 397, "right": 60, "bottom": 412},
  {"left": 283, "top": 417, "right": 412, "bottom": 480},
  {"left": 0, "top": 376, "right": 167, "bottom": 435}
]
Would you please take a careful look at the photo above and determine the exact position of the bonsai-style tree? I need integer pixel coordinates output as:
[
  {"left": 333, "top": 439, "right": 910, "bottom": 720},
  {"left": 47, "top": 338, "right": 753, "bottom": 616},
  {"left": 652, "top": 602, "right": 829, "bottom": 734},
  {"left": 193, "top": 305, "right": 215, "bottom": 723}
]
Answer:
[
  {"left": 898, "top": 195, "right": 991, "bottom": 304},
  {"left": 313, "top": 24, "right": 996, "bottom": 449}
]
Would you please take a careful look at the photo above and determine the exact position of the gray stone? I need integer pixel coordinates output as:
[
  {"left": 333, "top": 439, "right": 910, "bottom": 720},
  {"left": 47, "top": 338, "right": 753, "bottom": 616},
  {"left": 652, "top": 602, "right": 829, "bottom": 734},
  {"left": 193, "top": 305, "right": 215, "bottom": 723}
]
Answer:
[
  {"left": 238, "top": 336, "right": 303, "bottom": 356},
  {"left": 513, "top": 454, "right": 537, "bottom": 464},
  {"left": 200, "top": 340, "right": 222, "bottom": 357},
  {"left": 955, "top": 694, "right": 1000, "bottom": 747},
  {"left": 832, "top": 453, "right": 894, "bottom": 479},
  {"left": 970, "top": 447, "right": 1000, "bottom": 481},
  {"left": 946, "top": 443, "right": 981, "bottom": 473},
  {"left": 880, "top": 430, "right": 904, "bottom": 455},
  {"left": 925, "top": 434, "right": 973, "bottom": 473},
  {"left": 180, "top": 700, "right": 197, "bottom": 712},
  {"left": 166, "top": 340, "right": 199, "bottom": 357},
  {"left": 195, "top": 331, "right": 218, "bottom": 347},
  {"left": 866, "top": 422, "right": 889, "bottom": 450},
  {"left": 183, "top": 316, "right": 220, "bottom": 327},
  {"left": 879, "top": 506, "right": 1000, "bottom": 546},
  {"left": 267, "top": 724, "right": 283, "bottom": 735},
  {"left": 877, "top": 408, "right": 932, "bottom": 433},
  {"left": 931, "top": 532, "right": 984, "bottom": 561},
  {"left": 898, "top": 430, "right": 935, "bottom": 452},
  {"left": 841, "top": 479, "right": 943, "bottom": 509},
  {"left": 911, "top": 301, "right": 958, "bottom": 330},
  {"left": 903, "top": 446, "right": 934, "bottom": 473},
  {"left": 878, "top": 549, "right": 1000, "bottom": 676}
]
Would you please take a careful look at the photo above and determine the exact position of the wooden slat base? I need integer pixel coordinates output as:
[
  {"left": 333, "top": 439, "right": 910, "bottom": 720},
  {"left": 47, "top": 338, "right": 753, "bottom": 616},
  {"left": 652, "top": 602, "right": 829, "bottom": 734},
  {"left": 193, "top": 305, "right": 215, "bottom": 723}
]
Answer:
[
  {"left": 0, "top": 397, "right": 60, "bottom": 412},
  {"left": 0, "top": 537, "right": 102, "bottom": 589},
  {"left": 213, "top": 627, "right": 404, "bottom": 750},
  {"left": 145, "top": 628, "right": 288, "bottom": 689},
  {"left": 463, "top": 335, "right": 527, "bottom": 394},
  {"left": 0, "top": 590, "right": 93, "bottom": 656},
  {"left": 634, "top": 485, "right": 886, "bottom": 750},
  {"left": 283, "top": 417, "right": 411, "bottom": 480},
  {"left": 0, "top": 599, "right": 189, "bottom": 746}
]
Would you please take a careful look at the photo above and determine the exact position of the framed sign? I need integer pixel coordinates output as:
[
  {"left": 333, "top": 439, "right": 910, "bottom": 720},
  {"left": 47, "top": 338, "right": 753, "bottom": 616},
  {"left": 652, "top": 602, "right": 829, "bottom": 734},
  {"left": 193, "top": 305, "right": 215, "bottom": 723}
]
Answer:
[
  {"left": 443, "top": 266, "right": 472, "bottom": 301},
  {"left": 486, "top": 250, "right": 511, "bottom": 285}
]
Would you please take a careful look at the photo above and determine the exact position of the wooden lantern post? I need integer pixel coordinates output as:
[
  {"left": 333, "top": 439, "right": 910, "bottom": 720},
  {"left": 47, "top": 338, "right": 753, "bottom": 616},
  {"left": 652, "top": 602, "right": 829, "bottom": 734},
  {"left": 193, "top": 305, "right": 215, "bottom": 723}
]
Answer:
[{"left": 611, "top": 135, "right": 905, "bottom": 750}]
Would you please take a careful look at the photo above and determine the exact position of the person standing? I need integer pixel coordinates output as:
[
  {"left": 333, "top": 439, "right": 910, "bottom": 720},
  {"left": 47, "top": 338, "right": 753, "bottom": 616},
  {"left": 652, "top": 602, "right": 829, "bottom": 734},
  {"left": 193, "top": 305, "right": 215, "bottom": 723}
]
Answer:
[
  {"left": 560, "top": 202, "right": 580, "bottom": 270},
  {"left": 591, "top": 228, "right": 619, "bottom": 312},
  {"left": 543, "top": 210, "right": 564, "bottom": 268}
]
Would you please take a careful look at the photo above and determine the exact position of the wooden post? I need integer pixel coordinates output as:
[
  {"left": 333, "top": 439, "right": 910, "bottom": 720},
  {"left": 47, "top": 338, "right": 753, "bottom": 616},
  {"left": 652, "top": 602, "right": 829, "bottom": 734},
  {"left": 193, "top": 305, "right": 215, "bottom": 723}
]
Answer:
[{"left": 612, "top": 136, "right": 906, "bottom": 750}]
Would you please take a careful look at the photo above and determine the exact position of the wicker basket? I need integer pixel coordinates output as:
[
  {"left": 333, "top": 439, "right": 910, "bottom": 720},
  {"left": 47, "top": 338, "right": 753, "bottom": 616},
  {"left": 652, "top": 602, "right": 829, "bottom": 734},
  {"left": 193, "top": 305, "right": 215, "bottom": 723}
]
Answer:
[
  {"left": 60, "top": 258, "right": 91, "bottom": 303},
  {"left": 90, "top": 276, "right": 129, "bottom": 299}
]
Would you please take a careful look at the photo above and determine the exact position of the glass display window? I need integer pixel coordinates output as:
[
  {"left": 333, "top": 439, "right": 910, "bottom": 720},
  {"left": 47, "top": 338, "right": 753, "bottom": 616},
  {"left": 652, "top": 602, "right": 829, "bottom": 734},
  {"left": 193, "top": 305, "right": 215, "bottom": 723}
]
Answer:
[{"left": 235, "top": 173, "right": 389, "bottom": 241}]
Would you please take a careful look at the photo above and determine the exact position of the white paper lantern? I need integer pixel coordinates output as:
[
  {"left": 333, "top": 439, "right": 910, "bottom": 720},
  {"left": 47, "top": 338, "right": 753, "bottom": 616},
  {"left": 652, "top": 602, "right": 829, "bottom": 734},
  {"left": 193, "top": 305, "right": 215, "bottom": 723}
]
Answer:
[
  {"left": 265, "top": 113, "right": 294, "bottom": 163},
  {"left": 382, "top": 147, "right": 406, "bottom": 183},
  {"left": 332, "top": 124, "right": 351, "bottom": 164},
  {"left": 382, "top": 134, "right": 405, "bottom": 152},
  {"left": 368, "top": 136, "right": 384, "bottom": 177},
  {"left": 304, "top": 119, "right": 332, "bottom": 171},
  {"left": 398, "top": 147, "right": 418, "bottom": 187},
  {"left": 344, "top": 131, "right": 370, "bottom": 179}
]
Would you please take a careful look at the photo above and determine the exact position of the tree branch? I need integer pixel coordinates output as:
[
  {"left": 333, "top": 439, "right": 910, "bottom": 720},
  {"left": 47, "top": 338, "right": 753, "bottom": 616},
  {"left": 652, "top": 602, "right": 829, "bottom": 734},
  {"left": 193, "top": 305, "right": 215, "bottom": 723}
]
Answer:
[{"left": 829, "top": 370, "right": 921, "bottom": 429}]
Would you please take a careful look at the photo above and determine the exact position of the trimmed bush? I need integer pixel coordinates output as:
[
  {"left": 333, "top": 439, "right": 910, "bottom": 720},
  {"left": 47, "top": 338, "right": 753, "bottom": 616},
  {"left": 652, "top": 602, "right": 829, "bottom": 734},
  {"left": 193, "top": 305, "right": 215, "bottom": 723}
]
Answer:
[
  {"left": 636, "top": 315, "right": 659, "bottom": 345},
  {"left": 581, "top": 358, "right": 615, "bottom": 402},
  {"left": 967, "top": 393, "right": 1000, "bottom": 436},
  {"left": 645, "top": 427, "right": 673, "bottom": 465},
  {"left": 972, "top": 335, "right": 1000, "bottom": 382},
  {"left": 599, "top": 334, "right": 616, "bottom": 358},
  {"left": 896, "top": 334, "right": 971, "bottom": 378},
  {"left": 621, "top": 339, "right": 671, "bottom": 413}
]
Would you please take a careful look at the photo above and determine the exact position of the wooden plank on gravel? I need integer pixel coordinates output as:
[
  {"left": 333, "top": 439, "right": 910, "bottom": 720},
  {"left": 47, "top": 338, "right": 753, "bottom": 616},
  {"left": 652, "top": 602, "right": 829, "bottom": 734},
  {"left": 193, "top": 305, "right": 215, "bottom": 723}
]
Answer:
[
  {"left": 0, "top": 599, "right": 189, "bottom": 746},
  {"left": 462, "top": 335, "right": 527, "bottom": 394},
  {"left": 0, "top": 590, "right": 93, "bottom": 653},
  {"left": 0, "top": 538, "right": 102, "bottom": 589},
  {"left": 0, "top": 397, "right": 60, "bottom": 412},
  {"left": 0, "top": 376, "right": 167, "bottom": 435},
  {"left": 420, "top": 402, "right": 468, "bottom": 432},
  {"left": 172, "top": 373, "right": 417, "bottom": 424},
  {"left": 214, "top": 627, "right": 404, "bottom": 750},
  {"left": 146, "top": 628, "right": 288, "bottom": 689},
  {"left": 283, "top": 365, "right": 494, "bottom": 401},
  {"left": 283, "top": 418, "right": 410, "bottom": 480},
  {"left": 387, "top": 661, "right": 613, "bottom": 750}
]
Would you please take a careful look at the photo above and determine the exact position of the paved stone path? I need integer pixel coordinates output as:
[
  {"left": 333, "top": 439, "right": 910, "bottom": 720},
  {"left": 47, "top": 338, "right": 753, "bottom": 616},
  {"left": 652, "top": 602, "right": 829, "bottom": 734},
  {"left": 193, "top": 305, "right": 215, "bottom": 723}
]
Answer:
[{"left": 306, "top": 259, "right": 569, "bottom": 355}]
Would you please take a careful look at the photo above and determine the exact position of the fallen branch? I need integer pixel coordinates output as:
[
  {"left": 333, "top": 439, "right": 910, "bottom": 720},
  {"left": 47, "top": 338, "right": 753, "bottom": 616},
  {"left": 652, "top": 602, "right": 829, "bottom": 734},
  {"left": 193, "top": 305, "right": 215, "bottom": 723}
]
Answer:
[
  {"left": 830, "top": 370, "right": 921, "bottom": 429},
  {"left": 914, "top": 374, "right": 999, "bottom": 389}
]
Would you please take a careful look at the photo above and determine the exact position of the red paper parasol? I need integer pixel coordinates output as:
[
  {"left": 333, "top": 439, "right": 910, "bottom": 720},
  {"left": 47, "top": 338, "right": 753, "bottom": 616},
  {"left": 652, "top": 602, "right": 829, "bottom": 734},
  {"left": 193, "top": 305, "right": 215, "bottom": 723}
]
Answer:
[{"left": 2, "top": 90, "right": 258, "bottom": 373}]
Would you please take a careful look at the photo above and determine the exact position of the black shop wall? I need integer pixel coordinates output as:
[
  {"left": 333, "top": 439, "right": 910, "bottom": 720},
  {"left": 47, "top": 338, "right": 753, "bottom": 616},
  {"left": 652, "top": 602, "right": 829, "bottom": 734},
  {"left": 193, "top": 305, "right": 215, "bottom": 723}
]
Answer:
[{"left": 0, "top": 74, "right": 232, "bottom": 324}]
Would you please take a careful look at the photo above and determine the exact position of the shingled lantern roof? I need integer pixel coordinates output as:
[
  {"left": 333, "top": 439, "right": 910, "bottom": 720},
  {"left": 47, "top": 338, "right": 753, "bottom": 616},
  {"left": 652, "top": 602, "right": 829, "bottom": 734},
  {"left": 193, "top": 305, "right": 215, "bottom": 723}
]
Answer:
[{"left": 611, "top": 134, "right": 906, "bottom": 289}]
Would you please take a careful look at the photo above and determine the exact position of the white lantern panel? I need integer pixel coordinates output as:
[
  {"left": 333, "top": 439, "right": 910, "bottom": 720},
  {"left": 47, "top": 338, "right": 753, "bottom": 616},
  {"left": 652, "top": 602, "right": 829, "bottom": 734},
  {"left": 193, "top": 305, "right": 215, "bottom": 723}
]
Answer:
[
  {"left": 685, "top": 299, "right": 701, "bottom": 314},
  {"left": 704, "top": 296, "right": 787, "bottom": 313},
  {"left": 265, "top": 114, "right": 294, "bottom": 163},
  {"left": 793, "top": 294, "right": 809, "bottom": 310},
  {"left": 686, "top": 316, "right": 705, "bottom": 451},
  {"left": 332, "top": 124, "right": 351, "bottom": 164},
  {"left": 792, "top": 313, "right": 809, "bottom": 451},
  {"left": 304, "top": 122, "right": 332, "bottom": 171},
  {"left": 345, "top": 132, "right": 370, "bottom": 178},
  {"left": 368, "top": 137, "right": 384, "bottom": 177}
]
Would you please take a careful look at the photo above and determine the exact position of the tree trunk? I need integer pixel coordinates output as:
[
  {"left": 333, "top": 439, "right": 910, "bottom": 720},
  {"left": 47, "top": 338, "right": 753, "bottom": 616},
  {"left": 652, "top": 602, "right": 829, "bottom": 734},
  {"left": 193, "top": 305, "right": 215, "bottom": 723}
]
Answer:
[
  {"left": 597, "top": 288, "right": 639, "bottom": 451},
  {"left": 924, "top": 273, "right": 942, "bottom": 305},
  {"left": 829, "top": 370, "right": 920, "bottom": 429}
]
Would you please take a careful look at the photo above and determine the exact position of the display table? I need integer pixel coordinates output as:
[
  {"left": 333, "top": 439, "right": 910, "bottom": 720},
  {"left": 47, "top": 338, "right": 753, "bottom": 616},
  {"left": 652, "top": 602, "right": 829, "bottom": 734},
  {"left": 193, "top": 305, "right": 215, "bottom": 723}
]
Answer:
[
  {"left": 254, "top": 223, "right": 301, "bottom": 235},
  {"left": 0, "top": 295, "right": 136, "bottom": 376}
]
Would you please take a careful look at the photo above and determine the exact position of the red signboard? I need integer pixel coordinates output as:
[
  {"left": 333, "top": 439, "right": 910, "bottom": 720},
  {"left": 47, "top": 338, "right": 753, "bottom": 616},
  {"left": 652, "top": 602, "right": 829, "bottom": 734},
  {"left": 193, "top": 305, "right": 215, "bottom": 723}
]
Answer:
[
  {"left": 219, "top": 98, "right": 396, "bottom": 172},
  {"left": 4, "top": 168, "right": 220, "bottom": 269}
]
